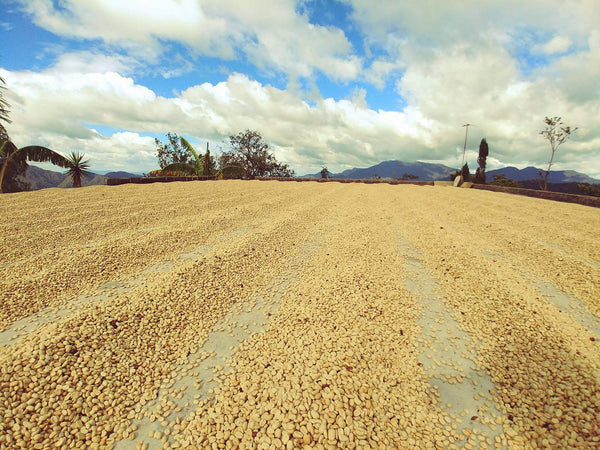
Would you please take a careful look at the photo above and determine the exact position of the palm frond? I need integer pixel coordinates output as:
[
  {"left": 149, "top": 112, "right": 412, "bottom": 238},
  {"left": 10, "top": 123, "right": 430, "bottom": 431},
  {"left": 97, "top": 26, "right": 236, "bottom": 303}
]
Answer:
[
  {"left": 65, "top": 152, "right": 92, "bottom": 178},
  {"left": 20, "top": 146, "right": 70, "bottom": 168},
  {"left": 0, "top": 139, "right": 17, "bottom": 158},
  {"left": 180, "top": 137, "right": 201, "bottom": 165},
  {"left": 0, "top": 75, "right": 10, "bottom": 125},
  {"left": 161, "top": 162, "right": 198, "bottom": 176}
]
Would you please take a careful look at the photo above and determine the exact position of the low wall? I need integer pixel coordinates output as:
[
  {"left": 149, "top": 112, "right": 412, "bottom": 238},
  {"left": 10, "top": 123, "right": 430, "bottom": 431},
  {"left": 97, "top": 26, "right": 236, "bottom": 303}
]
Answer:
[
  {"left": 256, "top": 177, "right": 434, "bottom": 186},
  {"left": 105, "top": 176, "right": 216, "bottom": 186},
  {"left": 472, "top": 184, "right": 600, "bottom": 208}
]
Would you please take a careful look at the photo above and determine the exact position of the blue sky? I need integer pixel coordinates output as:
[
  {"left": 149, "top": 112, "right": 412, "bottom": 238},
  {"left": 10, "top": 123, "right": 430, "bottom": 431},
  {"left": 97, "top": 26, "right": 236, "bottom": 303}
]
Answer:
[{"left": 1, "top": 0, "right": 599, "bottom": 178}]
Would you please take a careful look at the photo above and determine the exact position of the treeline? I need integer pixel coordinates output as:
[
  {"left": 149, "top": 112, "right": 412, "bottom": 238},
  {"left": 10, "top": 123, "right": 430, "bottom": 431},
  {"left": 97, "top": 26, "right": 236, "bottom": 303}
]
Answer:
[{"left": 150, "top": 130, "right": 294, "bottom": 179}]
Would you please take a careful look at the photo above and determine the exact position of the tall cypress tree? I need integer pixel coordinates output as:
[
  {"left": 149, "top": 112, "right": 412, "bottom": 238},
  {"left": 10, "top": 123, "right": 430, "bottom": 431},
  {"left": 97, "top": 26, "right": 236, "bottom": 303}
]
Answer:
[{"left": 475, "top": 138, "right": 489, "bottom": 183}]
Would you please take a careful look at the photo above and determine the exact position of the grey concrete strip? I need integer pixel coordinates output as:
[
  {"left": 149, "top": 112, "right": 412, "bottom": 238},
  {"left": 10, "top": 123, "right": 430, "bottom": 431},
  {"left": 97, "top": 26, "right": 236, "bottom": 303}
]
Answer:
[
  {"left": 537, "top": 240, "right": 600, "bottom": 270},
  {"left": 114, "top": 240, "right": 321, "bottom": 450},
  {"left": 0, "top": 281, "right": 139, "bottom": 347},
  {"left": 0, "top": 226, "right": 254, "bottom": 348},
  {"left": 480, "top": 246, "right": 599, "bottom": 341},
  {"left": 402, "top": 243, "right": 507, "bottom": 449},
  {"left": 533, "top": 280, "right": 600, "bottom": 338}
]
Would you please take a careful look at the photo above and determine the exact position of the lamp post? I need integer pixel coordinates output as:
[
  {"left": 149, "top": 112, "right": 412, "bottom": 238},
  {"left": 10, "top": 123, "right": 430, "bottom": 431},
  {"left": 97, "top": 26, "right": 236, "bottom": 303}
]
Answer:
[{"left": 461, "top": 123, "right": 471, "bottom": 167}]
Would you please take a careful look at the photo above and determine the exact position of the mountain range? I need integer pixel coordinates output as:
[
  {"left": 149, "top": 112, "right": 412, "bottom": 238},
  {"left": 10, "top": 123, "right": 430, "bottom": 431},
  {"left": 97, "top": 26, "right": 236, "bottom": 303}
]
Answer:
[
  {"left": 303, "top": 160, "right": 600, "bottom": 183},
  {"left": 17, "top": 166, "right": 141, "bottom": 190},
  {"left": 13, "top": 162, "right": 600, "bottom": 192}
]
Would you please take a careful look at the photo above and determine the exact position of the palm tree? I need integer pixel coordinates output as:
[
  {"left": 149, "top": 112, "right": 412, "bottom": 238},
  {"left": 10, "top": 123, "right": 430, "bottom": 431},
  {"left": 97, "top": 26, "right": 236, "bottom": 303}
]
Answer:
[
  {"left": 0, "top": 75, "right": 72, "bottom": 193},
  {"left": 0, "top": 140, "right": 69, "bottom": 193},
  {"left": 65, "top": 152, "right": 91, "bottom": 188}
]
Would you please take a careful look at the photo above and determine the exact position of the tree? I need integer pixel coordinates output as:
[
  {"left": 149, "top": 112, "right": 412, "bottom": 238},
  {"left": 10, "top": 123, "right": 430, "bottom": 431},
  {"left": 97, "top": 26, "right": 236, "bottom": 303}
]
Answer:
[
  {"left": 538, "top": 117, "right": 577, "bottom": 191},
  {"left": 0, "top": 75, "right": 69, "bottom": 193},
  {"left": 577, "top": 183, "right": 600, "bottom": 197},
  {"left": 320, "top": 167, "right": 330, "bottom": 179},
  {"left": 450, "top": 163, "right": 471, "bottom": 183},
  {"left": 0, "top": 126, "right": 28, "bottom": 192},
  {"left": 0, "top": 75, "right": 28, "bottom": 192},
  {"left": 160, "top": 137, "right": 217, "bottom": 176},
  {"left": 161, "top": 137, "right": 203, "bottom": 175},
  {"left": 155, "top": 132, "right": 191, "bottom": 169},
  {"left": 220, "top": 130, "right": 294, "bottom": 179},
  {"left": 475, "top": 138, "right": 489, "bottom": 184},
  {"left": 65, "top": 152, "right": 92, "bottom": 188},
  {"left": 203, "top": 143, "right": 216, "bottom": 176},
  {"left": 0, "top": 140, "right": 69, "bottom": 193},
  {"left": 461, "top": 163, "right": 471, "bottom": 182},
  {"left": 489, "top": 174, "right": 521, "bottom": 188},
  {"left": 401, "top": 173, "right": 419, "bottom": 180}
]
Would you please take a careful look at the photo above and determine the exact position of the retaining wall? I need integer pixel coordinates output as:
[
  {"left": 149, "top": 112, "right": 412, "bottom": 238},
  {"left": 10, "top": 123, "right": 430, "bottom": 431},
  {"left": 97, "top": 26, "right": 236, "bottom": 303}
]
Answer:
[
  {"left": 105, "top": 176, "right": 216, "bottom": 186},
  {"left": 471, "top": 184, "right": 600, "bottom": 208},
  {"left": 256, "top": 177, "right": 434, "bottom": 186}
]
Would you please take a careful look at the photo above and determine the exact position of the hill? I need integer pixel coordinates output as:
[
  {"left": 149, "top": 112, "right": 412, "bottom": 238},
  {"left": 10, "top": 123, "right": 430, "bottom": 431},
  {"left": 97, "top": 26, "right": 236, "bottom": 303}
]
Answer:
[
  {"left": 304, "top": 160, "right": 455, "bottom": 180},
  {"left": 104, "top": 171, "right": 142, "bottom": 178},
  {"left": 487, "top": 166, "right": 599, "bottom": 183},
  {"left": 18, "top": 166, "right": 106, "bottom": 190},
  {"left": 304, "top": 161, "right": 600, "bottom": 183}
]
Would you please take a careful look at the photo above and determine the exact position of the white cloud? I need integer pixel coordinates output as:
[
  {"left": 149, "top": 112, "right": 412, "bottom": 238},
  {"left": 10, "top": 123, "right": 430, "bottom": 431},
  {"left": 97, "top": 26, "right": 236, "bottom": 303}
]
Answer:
[
  {"left": 50, "top": 51, "right": 140, "bottom": 76},
  {"left": 537, "top": 35, "right": 572, "bottom": 55},
  {"left": 17, "top": 0, "right": 361, "bottom": 82}
]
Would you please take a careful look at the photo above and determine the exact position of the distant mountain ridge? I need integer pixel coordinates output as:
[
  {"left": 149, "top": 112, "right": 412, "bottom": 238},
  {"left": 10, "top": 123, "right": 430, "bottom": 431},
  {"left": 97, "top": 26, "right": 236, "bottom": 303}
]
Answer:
[
  {"left": 303, "top": 160, "right": 600, "bottom": 183},
  {"left": 19, "top": 166, "right": 106, "bottom": 190},
  {"left": 303, "top": 161, "right": 455, "bottom": 181},
  {"left": 16, "top": 162, "right": 600, "bottom": 192},
  {"left": 486, "top": 166, "right": 599, "bottom": 183},
  {"left": 104, "top": 171, "right": 142, "bottom": 178}
]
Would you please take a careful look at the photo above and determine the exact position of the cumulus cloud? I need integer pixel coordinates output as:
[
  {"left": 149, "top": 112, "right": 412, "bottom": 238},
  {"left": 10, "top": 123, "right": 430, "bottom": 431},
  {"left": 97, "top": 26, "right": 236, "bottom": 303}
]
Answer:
[
  {"left": 16, "top": 0, "right": 361, "bottom": 82},
  {"left": 536, "top": 35, "right": 572, "bottom": 55}
]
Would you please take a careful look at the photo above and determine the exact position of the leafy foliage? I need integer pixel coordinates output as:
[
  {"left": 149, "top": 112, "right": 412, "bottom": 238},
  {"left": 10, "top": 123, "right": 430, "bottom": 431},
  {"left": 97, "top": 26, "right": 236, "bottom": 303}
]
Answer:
[
  {"left": 0, "top": 75, "right": 10, "bottom": 132},
  {"left": 203, "top": 145, "right": 216, "bottom": 175},
  {"left": 489, "top": 174, "right": 521, "bottom": 188},
  {"left": 461, "top": 163, "right": 471, "bottom": 182},
  {"left": 156, "top": 136, "right": 216, "bottom": 177},
  {"left": 538, "top": 117, "right": 577, "bottom": 191},
  {"left": 159, "top": 162, "right": 198, "bottom": 176},
  {"left": 449, "top": 164, "right": 471, "bottom": 182},
  {"left": 475, "top": 138, "right": 488, "bottom": 183},
  {"left": 155, "top": 133, "right": 191, "bottom": 169},
  {"left": 577, "top": 183, "right": 600, "bottom": 197},
  {"left": 320, "top": 167, "right": 330, "bottom": 179},
  {"left": 220, "top": 130, "right": 294, "bottom": 179},
  {"left": 216, "top": 165, "right": 246, "bottom": 179},
  {"left": 65, "top": 152, "right": 92, "bottom": 188},
  {"left": 401, "top": 173, "right": 419, "bottom": 180}
]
